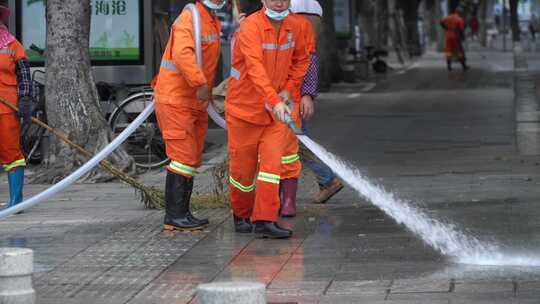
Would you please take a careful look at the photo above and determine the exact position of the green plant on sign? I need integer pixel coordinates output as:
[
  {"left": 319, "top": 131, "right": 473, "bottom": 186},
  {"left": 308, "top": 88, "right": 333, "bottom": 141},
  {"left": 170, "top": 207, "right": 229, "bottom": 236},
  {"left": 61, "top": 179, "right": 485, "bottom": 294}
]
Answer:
[
  {"left": 120, "top": 30, "right": 135, "bottom": 48},
  {"left": 96, "top": 32, "right": 109, "bottom": 48}
]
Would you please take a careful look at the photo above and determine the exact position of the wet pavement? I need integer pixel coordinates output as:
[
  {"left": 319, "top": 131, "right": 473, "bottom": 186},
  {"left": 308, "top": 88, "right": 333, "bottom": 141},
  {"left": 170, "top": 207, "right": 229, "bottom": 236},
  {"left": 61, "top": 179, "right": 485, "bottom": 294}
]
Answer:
[{"left": 3, "top": 48, "right": 540, "bottom": 303}]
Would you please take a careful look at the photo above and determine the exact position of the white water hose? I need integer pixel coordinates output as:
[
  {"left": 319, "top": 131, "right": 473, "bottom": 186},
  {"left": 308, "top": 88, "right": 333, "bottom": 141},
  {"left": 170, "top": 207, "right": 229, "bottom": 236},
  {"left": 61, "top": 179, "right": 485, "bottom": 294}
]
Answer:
[
  {"left": 0, "top": 101, "right": 156, "bottom": 219},
  {"left": 0, "top": 5, "right": 228, "bottom": 219},
  {"left": 185, "top": 3, "right": 227, "bottom": 129}
]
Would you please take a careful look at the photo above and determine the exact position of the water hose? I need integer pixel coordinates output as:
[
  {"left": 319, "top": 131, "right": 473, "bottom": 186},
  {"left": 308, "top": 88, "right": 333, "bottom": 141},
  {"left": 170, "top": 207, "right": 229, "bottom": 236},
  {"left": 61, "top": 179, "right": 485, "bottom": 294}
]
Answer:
[
  {"left": 0, "top": 101, "right": 156, "bottom": 219},
  {"left": 185, "top": 3, "right": 227, "bottom": 130}
]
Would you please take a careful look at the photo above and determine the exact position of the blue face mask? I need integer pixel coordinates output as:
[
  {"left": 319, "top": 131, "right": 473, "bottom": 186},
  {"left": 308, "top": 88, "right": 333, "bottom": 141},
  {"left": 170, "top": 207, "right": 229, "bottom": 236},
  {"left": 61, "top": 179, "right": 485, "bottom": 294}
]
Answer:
[
  {"left": 265, "top": 7, "right": 290, "bottom": 21},
  {"left": 203, "top": 0, "right": 226, "bottom": 10}
]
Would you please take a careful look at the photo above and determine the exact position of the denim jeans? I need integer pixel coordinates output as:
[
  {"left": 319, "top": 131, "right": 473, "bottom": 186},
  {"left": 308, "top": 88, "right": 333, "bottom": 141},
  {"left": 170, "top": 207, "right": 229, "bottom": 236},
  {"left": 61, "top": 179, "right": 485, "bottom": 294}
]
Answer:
[{"left": 301, "top": 120, "right": 337, "bottom": 188}]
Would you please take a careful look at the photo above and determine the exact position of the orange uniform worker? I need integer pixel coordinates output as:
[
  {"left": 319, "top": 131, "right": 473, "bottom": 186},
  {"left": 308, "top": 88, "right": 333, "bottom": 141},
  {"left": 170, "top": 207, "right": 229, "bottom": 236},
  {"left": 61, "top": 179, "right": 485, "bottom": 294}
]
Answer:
[
  {"left": 154, "top": 0, "right": 224, "bottom": 231},
  {"left": 278, "top": 12, "right": 316, "bottom": 217},
  {"left": 440, "top": 9, "right": 469, "bottom": 71},
  {"left": 0, "top": 4, "right": 32, "bottom": 211},
  {"left": 225, "top": 0, "right": 310, "bottom": 239}
]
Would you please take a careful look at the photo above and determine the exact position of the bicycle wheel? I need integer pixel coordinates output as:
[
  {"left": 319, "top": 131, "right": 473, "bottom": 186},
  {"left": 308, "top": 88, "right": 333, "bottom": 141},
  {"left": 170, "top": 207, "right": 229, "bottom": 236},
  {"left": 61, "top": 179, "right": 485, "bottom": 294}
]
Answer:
[
  {"left": 20, "top": 108, "right": 46, "bottom": 163},
  {"left": 109, "top": 92, "right": 169, "bottom": 169}
]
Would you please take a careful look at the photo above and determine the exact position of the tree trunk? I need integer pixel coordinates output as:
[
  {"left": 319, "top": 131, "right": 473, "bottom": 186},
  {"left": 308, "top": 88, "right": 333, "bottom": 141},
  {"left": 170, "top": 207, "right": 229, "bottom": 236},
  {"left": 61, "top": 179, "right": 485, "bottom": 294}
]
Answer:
[
  {"left": 509, "top": 0, "right": 520, "bottom": 42},
  {"left": 400, "top": 0, "right": 422, "bottom": 57},
  {"left": 388, "top": 0, "right": 405, "bottom": 64},
  {"left": 479, "top": 0, "right": 488, "bottom": 47},
  {"left": 43, "top": 0, "right": 134, "bottom": 182},
  {"left": 375, "top": 0, "right": 389, "bottom": 49},
  {"left": 317, "top": 0, "right": 342, "bottom": 91},
  {"left": 425, "top": 0, "right": 438, "bottom": 48},
  {"left": 357, "top": 0, "right": 376, "bottom": 47}
]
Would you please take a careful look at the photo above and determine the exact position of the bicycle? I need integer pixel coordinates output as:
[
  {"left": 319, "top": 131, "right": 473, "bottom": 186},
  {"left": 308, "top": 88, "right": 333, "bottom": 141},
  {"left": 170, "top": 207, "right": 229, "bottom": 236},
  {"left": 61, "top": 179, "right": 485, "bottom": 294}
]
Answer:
[
  {"left": 20, "top": 70, "right": 47, "bottom": 163},
  {"left": 107, "top": 88, "right": 169, "bottom": 170},
  {"left": 20, "top": 71, "right": 169, "bottom": 170}
]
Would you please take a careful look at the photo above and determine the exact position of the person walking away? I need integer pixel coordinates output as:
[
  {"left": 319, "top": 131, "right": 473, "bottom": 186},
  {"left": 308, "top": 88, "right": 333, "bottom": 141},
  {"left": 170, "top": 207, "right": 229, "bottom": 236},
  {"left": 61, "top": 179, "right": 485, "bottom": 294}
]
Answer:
[
  {"left": 529, "top": 15, "right": 538, "bottom": 42},
  {"left": 154, "top": 0, "right": 225, "bottom": 231},
  {"left": 291, "top": 0, "right": 343, "bottom": 208},
  {"left": 0, "top": 4, "right": 32, "bottom": 212},
  {"left": 440, "top": 8, "right": 468, "bottom": 71},
  {"left": 225, "top": 0, "right": 309, "bottom": 238}
]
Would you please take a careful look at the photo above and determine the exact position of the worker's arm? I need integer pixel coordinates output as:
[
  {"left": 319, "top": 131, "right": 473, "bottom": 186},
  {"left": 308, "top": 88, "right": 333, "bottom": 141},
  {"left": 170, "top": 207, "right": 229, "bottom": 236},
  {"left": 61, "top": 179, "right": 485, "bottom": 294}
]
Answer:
[
  {"left": 171, "top": 10, "right": 207, "bottom": 88},
  {"left": 237, "top": 22, "right": 281, "bottom": 107}
]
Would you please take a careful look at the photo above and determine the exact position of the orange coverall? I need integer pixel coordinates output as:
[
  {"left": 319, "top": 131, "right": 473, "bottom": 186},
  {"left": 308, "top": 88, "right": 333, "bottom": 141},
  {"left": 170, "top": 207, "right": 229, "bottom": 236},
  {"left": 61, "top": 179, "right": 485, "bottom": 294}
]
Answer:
[
  {"left": 154, "top": 1, "right": 221, "bottom": 178},
  {"left": 225, "top": 10, "right": 310, "bottom": 223},
  {"left": 441, "top": 13, "right": 465, "bottom": 60},
  {"left": 0, "top": 40, "right": 26, "bottom": 171},
  {"left": 281, "top": 14, "right": 317, "bottom": 180}
]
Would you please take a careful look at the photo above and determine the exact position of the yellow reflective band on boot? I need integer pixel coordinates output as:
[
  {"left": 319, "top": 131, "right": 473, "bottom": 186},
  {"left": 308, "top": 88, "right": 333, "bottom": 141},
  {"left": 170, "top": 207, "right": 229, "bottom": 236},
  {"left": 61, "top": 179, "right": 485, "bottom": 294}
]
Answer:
[
  {"left": 3, "top": 159, "right": 26, "bottom": 172},
  {"left": 257, "top": 172, "right": 281, "bottom": 185},
  {"left": 168, "top": 161, "right": 199, "bottom": 177},
  {"left": 229, "top": 176, "right": 255, "bottom": 193},
  {"left": 281, "top": 154, "right": 300, "bottom": 165}
]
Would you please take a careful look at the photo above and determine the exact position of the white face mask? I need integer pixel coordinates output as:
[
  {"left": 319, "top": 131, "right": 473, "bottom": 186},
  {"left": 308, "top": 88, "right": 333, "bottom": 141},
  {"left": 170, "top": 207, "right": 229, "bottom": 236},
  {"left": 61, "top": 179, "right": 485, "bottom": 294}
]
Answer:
[
  {"left": 264, "top": 5, "right": 290, "bottom": 21},
  {"left": 203, "top": 0, "right": 227, "bottom": 10}
]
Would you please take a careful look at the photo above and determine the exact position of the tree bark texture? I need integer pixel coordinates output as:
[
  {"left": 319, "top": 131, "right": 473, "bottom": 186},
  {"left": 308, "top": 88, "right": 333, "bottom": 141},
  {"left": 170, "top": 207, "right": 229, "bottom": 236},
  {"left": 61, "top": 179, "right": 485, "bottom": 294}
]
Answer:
[
  {"left": 509, "top": 0, "right": 520, "bottom": 42},
  {"left": 317, "top": 0, "right": 342, "bottom": 91},
  {"left": 44, "top": 0, "right": 134, "bottom": 182}
]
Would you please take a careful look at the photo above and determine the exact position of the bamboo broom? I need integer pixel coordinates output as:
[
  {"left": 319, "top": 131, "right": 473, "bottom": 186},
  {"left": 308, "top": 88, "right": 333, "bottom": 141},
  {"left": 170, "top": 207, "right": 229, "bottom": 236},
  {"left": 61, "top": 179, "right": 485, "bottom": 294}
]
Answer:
[{"left": 0, "top": 97, "right": 166, "bottom": 209}]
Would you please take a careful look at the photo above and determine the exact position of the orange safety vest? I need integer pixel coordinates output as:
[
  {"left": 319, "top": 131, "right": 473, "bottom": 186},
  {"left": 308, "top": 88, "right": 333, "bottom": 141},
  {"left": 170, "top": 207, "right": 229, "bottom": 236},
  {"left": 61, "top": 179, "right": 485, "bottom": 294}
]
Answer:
[
  {"left": 225, "top": 10, "right": 310, "bottom": 125},
  {"left": 0, "top": 40, "right": 26, "bottom": 114},
  {"left": 154, "top": 1, "right": 221, "bottom": 111}
]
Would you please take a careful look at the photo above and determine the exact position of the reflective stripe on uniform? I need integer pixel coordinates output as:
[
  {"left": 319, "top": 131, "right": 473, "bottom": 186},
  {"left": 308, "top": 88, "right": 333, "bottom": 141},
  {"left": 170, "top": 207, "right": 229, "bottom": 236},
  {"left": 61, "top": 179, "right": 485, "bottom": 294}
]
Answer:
[
  {"left": 3, "top": 159, "right": 26, "bottom": 172},
  {"left": 0, "top": 49, "right": 15, "bottom": 55},
  {"left": 257, "top": 172, "right": 280, "bottom": 184},
  {"left": 262, "top": 42, "right": 295, "bottom": 51},
  {"left": 230, "top": 67, "right": 241, "bottom": 80},
  {"left": 229, "top": 176, "right": 255, "bottom": 192},
  {"left": 262, "top": 43, "right": 277, "bottom": 50},
  {"left": 279, "top": 42, "right": 295, "bottom": 50},
  {"left": 161, "top": 60, "right": 178, "bottom": 72},
  {"left": 169, "top": 161, "right": 199, "bottom": 176},
  {"left": 281, "top": 154, "right": 300, "bottom": 165},
  {"left": 201, "top": 34, "right": 219, "bottom": 42}
]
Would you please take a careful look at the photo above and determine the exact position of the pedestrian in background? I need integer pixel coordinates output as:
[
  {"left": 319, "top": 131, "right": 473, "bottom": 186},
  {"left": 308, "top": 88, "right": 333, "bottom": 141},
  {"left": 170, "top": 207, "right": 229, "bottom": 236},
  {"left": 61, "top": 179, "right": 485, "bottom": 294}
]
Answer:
[
  {"left": 0, "top": 3, "right": 32, "bottom": 212},
  {"left": 529, "top": 14, "right": 538, "bottom": 41},
  {"left": 291, "top": 0, "right": 343, "bottom": 209},
  {"left": 154, "top": 0, "right": 225, "bottom": 231},
  {"left": 440, "top": 8, "right": 469, "bottom": 71}
]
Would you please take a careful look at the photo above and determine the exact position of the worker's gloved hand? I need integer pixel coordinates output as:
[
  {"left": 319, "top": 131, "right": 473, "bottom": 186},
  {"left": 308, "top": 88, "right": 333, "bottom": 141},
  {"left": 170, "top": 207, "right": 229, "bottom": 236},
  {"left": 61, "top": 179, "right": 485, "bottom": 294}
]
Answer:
[
  {"left": 278, "top": 90, "right": 292, "bottom": 104},
  {"left": 301, "top": 95, "right": 315, "bottom": 121},
  {"left": 18, "top": 96, "right": 33, "bottom": 125},
  {"left": 196, "top": 84, "right": 211, "bottom": 103},
  {"left": 272, "top": 101, "right": 291, "bottom": 123}
]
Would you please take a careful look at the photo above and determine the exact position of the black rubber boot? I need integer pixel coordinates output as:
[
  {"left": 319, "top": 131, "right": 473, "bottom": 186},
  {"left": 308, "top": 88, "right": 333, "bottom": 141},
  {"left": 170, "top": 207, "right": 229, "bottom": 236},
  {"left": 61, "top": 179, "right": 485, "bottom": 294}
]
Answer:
[
  {"left": 183, "top": 177, "right": 209, "bottom": 226},
  {"left": 254, "top": 221, "right": 292, "bottom": 239},
  {"left": 163, "top": 171, "right": 206, "bottom": 231},
  {"left": 460, "top": 58, "right": 469, "bottom": 71},
  {"left": 234, "top": 215, "right": 253, "bottom": 233}
]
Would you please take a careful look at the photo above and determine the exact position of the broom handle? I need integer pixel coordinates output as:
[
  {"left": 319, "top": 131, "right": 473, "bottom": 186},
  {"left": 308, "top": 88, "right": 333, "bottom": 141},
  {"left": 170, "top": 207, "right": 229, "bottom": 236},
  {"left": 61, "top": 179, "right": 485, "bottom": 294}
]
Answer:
[{"left": 0, "top": 97, "right": 126, "bottom": 175}]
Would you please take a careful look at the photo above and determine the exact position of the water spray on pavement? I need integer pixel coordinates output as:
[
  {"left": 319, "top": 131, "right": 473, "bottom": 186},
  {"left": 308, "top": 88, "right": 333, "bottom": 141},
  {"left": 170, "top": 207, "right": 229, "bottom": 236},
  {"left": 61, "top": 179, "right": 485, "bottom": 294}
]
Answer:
[{"left": 283, "top": 113, "right": 540, "bottom": 266}]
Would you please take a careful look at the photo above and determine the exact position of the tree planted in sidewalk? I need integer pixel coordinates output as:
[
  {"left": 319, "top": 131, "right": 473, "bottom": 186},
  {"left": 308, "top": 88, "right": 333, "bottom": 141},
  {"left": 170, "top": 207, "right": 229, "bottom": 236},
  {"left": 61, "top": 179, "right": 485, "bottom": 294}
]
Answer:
[{"left": 41, "top": 0, "right": 135, "bottom": 182}]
